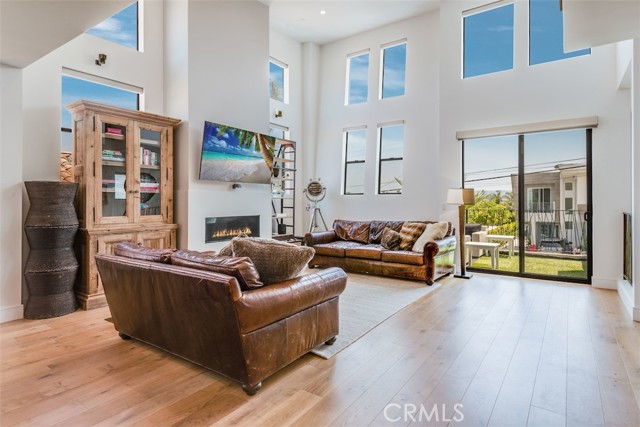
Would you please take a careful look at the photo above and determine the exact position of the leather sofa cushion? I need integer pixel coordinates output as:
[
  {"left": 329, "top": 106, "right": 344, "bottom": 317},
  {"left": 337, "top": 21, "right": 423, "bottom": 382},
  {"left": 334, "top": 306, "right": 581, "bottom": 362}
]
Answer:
[
  {"left": 313, "top": 241, "right": 364, "bottom": 257},
  {"left": 171, "top": 249, "right": 263, "bottom": 290},
  {"left": 234, "top": 268, "right": 347, "bottom": 333},
  {"left": 114, "top": 242, "right": 176, "bottom": 264},
  {"left": 333, "top": 219, "right": 370, "bottom": 243},
  {"left": 232, "top": 237, "right": 315, "bottom": 285},
  {"left": 381, "top": 250, "right": 425, "bottom": 266},
  {"left": 345, "top": 245, "right": 385, "bottom": 260},
  {"left": 368, "top": 220, "right": 405, "bottom": 243}
]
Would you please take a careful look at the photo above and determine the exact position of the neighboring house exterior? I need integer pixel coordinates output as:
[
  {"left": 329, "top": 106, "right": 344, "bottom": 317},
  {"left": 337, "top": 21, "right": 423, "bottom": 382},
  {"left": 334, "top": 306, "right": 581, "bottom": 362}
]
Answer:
[{"left": 511, "top": 163, "right": 587, "bottom": 252}]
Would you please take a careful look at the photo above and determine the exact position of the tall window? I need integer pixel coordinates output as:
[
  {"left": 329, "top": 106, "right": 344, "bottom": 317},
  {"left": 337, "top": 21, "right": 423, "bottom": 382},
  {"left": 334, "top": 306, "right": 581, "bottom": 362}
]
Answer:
[
  {"left": 378, "top": 123, "right": 404, "bottom": 194},
  {"left": 269, "top": 124, "right": 290, "bottom": 140},
  {"left": 61, "top": 73, "right": 140, "bottom": 151},
  {"left": 86, "top": 2, "right": 138, "bottom": 50},
  {"left": 346, "top": 51, "right": 369, "bottom": 105},
  {"left": 463, "top": 3, "right": 514, "bottom": 78},
  {"left": 380, "top": 41, "right": 406, "bottom": 99},
  {"left": 529, "top": 0, "right": 590, "bottom": 65},
  {"left": 269, "top": 58, "right": 288, "bottom": 103},
  {"left": 528, "top": 187, "right": 551, "bottom": 212},
  {"left": 343, "top": 128, "right": 366, "bottom": 195}
]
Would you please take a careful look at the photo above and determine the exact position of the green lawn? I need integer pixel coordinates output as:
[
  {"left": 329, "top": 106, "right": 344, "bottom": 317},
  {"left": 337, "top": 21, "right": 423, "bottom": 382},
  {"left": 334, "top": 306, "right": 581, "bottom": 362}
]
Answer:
[{"left": 470, "top": 254, "right": 587, "bottom": 279}]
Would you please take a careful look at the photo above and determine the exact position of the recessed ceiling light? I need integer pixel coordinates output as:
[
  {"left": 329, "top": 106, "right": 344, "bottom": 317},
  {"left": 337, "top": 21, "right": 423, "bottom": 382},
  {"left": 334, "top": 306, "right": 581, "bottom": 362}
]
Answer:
[{"left": 320, "top": 10, "right": 326, "bottom": 15}]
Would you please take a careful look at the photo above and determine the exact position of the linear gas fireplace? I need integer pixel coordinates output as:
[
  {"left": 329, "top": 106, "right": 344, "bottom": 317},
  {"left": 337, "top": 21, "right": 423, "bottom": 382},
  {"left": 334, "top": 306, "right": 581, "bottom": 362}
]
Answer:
[{"left": 205, "top": 215, "right": 260, "bottom": 243}]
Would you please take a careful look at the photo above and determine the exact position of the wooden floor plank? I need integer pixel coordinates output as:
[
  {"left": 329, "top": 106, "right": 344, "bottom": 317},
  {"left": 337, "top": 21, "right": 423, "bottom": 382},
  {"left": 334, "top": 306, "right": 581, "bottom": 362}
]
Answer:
[{"left": 1, "top": 273, "right": 638, "bottom": 427}]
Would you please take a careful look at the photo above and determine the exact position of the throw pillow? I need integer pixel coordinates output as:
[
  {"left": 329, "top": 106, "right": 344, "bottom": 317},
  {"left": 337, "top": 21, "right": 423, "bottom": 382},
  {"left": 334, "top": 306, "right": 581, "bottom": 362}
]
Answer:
[
  {"left": 380, "top": 227, "right": 402, "bottom": 250},
  {"left": 217, "top": 244, "right": 233, "bottom": 257},
  {"left": 368, "top": 220, "right": 405, "bottom": 243},
  {"left": 231, "top": 237, "right": 315, "bottom": 285},
  {"left": 170, "top": 249, "right": 263, "bottom": 290},
  {"left": 114, "top": 242, "right": 176, "bottom": 264},
  {"left": 412, "top": 221, "right": 449, "bottom": 253},
  {"left": 398, "top": 222, "right": 427, "bottom": 251}
]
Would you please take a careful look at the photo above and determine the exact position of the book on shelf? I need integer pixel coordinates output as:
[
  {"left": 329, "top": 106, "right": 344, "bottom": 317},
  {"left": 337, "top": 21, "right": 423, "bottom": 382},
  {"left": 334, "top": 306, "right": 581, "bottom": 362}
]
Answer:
[
  {"left": 105, "top": 127, "right": 123, "bottom": 135},
  {"left": 102, "top": 149, "right": 125, "bottom": 162}
]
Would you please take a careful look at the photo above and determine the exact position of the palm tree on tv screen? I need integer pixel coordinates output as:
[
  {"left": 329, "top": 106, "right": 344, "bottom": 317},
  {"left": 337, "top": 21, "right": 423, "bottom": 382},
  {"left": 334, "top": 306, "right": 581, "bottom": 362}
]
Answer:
[{"left": 216, "top": 126, "right": 275, "bottom": 170}]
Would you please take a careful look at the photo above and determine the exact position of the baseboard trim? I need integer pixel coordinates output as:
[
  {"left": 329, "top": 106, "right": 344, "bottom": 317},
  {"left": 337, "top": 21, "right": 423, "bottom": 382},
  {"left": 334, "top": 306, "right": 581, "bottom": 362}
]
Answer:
[
  {"left": 617, "top": 279, "right": 634, "bottom": 317},
  {"left": 0, "top": 304, "right": 24, "bottom": 323},
  {"left": 591, "top": 276, "right": 617, "bottom": 289}
]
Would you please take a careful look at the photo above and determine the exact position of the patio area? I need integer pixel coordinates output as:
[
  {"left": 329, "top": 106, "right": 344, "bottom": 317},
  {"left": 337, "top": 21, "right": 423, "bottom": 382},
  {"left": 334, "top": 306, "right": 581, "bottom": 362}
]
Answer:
[{"left": 470, "top": 252, "right": 587, "bottom": 279}]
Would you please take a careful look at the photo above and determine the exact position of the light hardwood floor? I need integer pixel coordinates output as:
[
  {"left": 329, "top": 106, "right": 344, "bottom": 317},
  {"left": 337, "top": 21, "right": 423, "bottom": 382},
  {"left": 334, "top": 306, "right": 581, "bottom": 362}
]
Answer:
[{"left": 1, "top": 274, "right": 639, "bottom": 427}]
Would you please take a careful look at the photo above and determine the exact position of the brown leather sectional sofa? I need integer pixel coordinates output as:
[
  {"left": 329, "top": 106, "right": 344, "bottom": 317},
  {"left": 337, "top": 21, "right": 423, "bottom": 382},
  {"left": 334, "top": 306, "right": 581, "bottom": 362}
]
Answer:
[
  {"left": 304, "top": 219, "right": 456, "bottom": 285},
  {"left": 95, "top": 252, "right": 347, "bottom": 395}
]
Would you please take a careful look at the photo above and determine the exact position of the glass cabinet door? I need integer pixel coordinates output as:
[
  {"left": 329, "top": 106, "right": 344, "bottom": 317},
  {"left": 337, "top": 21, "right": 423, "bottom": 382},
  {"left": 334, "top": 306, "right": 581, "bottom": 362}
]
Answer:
[
  {"left": 137, "top": 124, "right": 164, "bottom": 221},
  {"left": 98, "top": 117, "right": 130, "bottom": 222}
]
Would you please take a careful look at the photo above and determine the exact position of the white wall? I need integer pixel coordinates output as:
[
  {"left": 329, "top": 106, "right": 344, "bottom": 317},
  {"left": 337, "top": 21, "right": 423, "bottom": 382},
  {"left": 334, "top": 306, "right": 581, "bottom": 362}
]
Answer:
[
  {"left": 7, "top": 1, "right": 166, "bottom": 320},
  {"left": 165, "top": 0, "right": 271, "bottom": 252},
  {"left": 269, "top": 29, "right": 304, "bottom": 236},
  {"left": 439, "top": 0, "right": 631, "bottom": 285},
  {"left": 0, "top": 64, "right": 24, "bottom": 322},
  {"left": 315, "top": 12, "right": 440, "bottom": 224},
  {"left": 301, "top": 42, "right": 321, "bottom": 233}
]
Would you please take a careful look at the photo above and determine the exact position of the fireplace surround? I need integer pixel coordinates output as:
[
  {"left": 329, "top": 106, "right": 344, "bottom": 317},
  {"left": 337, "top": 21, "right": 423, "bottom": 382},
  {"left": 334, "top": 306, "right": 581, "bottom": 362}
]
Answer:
[{"left": 205, "top": 215, "right": 260, "bottom": 243}]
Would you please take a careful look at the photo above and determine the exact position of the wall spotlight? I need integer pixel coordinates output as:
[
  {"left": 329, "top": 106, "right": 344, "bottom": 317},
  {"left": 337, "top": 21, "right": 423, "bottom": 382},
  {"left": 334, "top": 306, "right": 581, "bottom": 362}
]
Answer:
[
  {"left": 274, "top": 110, "right": 283, "bottom": 118},
  {"left": 232, "top": 183, "right": 242, "bottom": 189},
  {"left": 95, "top": 54, "right": 107, "bottom": 66}
]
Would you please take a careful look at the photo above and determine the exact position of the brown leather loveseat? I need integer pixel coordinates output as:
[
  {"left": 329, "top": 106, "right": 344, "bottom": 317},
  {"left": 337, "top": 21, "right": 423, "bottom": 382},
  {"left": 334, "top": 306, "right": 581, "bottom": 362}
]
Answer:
[
  {"left": 304, "top": 219, "right": 456, "bottom": 285},
  {"left": 95, "top": 250, "right": 347, "bottom": 395}
]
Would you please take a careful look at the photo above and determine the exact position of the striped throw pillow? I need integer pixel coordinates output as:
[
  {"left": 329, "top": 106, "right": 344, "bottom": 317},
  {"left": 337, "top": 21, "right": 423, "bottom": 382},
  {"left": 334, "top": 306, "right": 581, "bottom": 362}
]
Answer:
[{"left": 398, "top": 222, "right": 427, "bottom": 251}]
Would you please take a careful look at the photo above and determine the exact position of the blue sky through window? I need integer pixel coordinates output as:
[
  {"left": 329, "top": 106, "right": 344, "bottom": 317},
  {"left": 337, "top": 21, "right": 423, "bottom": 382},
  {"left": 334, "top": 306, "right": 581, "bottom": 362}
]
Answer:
[
  {"left": 61, "top": 76, "right": 138, "bottom": 150},
  {"left": 530, "top": 0, "right": 590, "bottom": 65},
  {"left": 86, "top": 2, "right": 138, "bottom": 50},
  {"left": 347, "top": 53, "right": 369, "bottom": 105},
  {"left": 381, "top": 43, "right": 406, "bottom": 99},
  {"left": 270, "top": 61, "right": 285, "bottom": 102},
  {"left": 464, "top": 4, "right": 514, "bottom": 78}
]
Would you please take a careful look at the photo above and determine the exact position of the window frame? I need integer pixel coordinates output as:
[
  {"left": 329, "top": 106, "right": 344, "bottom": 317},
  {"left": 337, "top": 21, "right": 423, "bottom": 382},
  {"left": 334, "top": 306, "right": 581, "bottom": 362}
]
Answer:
[
  {"left": 527, "top": 187, "right": 552, "bottom": 212},
  {"left": 528, "top": 0, "right": 590, "bottom": 67},
  {"left": 379, "top": 39, "right": 407, "bottom": 100},
  {"left": 61, "top": 70, "right": 142, "bottom": 148},
  {"left": 269, "top": 123, "right": 290, "bottom": 140},
  {"left": 86, "top": 1, "right": 140, "bottom": 51},
  {"left": 345, "top": 49, "right": 370, "bottom": 106},
  {"left": 343, "top": 127, "right": 367, "bottom": 196},
  {"left": 269, "top": 57, "right": 289, "bottom": 104},
  {"left": 462, "top": 1, "right": 514, "bottom": 79},
  {"left": 377, "top": 121, "right": 404, "bottom": 195}
]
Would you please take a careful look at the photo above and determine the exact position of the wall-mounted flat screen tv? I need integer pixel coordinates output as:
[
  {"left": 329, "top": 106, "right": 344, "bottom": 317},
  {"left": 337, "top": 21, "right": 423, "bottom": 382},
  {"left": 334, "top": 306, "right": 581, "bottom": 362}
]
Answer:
[{"left": 199, "top": 121, "right": 274, "bottom": 184}]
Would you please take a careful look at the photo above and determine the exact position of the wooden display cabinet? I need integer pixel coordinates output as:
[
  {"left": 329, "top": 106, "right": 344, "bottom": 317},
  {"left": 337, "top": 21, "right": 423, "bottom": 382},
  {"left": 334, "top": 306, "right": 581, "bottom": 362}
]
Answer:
[{"left": 67, "top": 100, "right": 181, "bottom": 309}]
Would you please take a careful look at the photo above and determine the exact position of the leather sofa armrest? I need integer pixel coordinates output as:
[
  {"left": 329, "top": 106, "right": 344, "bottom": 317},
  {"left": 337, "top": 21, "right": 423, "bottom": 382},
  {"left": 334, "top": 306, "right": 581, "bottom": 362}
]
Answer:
[
  {"left": 304, "top": 230, "right": 338, "bottom": 247},
  {"left": 422, "top": 235, "right": 457, "bottom": 285},
  {"left": 234, "top": 267, "right": 347, "bottom": 333},
  {"left": 424, "top": 235, "right": 457, "bottom": 258}
]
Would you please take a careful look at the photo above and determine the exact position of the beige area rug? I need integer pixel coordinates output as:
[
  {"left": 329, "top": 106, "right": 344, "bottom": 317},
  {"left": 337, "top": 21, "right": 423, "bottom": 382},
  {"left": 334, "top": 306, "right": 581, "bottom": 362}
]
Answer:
[{"left": 311, "top": 272, "right": 441, "bottom": 359}]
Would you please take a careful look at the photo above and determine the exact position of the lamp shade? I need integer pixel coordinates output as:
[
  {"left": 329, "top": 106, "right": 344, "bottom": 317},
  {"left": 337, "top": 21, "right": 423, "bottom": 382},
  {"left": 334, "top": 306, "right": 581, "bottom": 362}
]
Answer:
[{"left": 447, "top": 188, "right": 475, "bottom": 206}]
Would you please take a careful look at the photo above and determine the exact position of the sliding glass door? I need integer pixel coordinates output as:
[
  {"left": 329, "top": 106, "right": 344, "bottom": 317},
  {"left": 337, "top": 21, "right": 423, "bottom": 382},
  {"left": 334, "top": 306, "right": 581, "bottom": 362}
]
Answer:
[{"left": 463, "top": 129, "right": 592, "bottom": 283}]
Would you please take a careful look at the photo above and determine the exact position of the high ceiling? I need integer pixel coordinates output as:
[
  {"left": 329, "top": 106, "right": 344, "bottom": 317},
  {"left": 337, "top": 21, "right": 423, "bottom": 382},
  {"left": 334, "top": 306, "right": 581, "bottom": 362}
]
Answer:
[
  {"left": 260, "top": 0, "right": 439, "bottom": 45},
  {"left": 1, "top": 0, "right": 638, "bottom": 70},
  {"left": 0, "top": 0, "right": 133, "bottom": 68}
]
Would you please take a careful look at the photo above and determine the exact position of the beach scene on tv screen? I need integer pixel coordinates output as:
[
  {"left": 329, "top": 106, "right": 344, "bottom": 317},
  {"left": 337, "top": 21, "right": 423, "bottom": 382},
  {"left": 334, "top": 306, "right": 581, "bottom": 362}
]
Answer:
[{"left": 199, "top": 121, "right": 274, "bottom": 183}]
